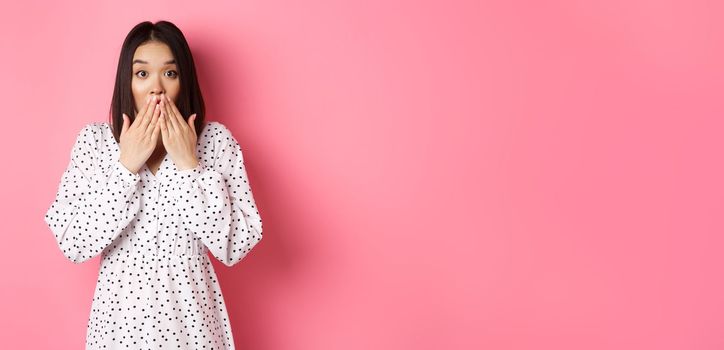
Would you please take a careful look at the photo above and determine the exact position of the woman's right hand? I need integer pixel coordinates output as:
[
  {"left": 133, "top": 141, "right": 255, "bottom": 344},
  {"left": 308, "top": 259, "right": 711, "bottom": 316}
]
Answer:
[{"left": 118, "top": 95, "right": 162, "bottom": 174}]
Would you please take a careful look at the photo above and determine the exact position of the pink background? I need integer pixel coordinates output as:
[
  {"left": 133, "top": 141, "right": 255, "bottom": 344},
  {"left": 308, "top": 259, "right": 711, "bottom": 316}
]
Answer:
[{"left": 1, "top": 0, "right": 723, "bottom": 349}]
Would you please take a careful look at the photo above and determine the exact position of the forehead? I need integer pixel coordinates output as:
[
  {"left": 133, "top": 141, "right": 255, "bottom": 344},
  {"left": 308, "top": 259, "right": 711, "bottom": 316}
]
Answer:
[{"left": 132, "top": 42, "right": 175, "bottom": 64}]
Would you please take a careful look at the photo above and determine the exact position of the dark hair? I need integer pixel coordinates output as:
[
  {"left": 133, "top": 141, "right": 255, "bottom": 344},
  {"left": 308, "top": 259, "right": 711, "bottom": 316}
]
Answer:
[{"left": 108, "top": 20, "right": 205, "bottom": 143}]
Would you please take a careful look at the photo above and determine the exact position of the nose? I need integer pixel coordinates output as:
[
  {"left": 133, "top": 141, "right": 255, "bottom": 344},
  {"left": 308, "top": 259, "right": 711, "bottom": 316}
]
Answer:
[
  {"left": 149, "top": 78, "right": 166, "bottom": 100},
  {"left": 149, "top": 91, "right": 166, "bottom": 102}
]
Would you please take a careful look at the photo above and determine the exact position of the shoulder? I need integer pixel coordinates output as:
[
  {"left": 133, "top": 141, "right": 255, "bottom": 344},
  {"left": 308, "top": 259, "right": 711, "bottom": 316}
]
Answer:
[
  {"left": 199, "top": 120, "right": 234, "bottom": 142},
  {"left": 198, "top": 120, "right": 241, "bottom": 150},
  {"left": 75, "top": 122, "right": 111, "bottom": 140},
  {"left": 72, "top": 122, "right": 105, "bottom": 147},
  {"left": 197, "top": 121, "right": 245, "bottom": 166},
  {"left": 71, "top": 122, "right": 116, "bottom": 160}
]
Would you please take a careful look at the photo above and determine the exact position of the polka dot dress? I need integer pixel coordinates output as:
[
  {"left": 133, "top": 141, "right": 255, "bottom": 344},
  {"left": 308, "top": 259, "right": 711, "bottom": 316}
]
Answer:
[{"left": 44, "top": 121, "right": 263, "bottom": 349}]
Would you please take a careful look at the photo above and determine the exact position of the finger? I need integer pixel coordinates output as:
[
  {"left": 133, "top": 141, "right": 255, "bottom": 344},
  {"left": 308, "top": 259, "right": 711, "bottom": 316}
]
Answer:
[
  {"left": 152, "top": 99, "right": 163, "bottom": 130},
  {"left": 161, "top": 96, "right": 177, "bottom": 130},
  {"left": 146, "top": 102, "right": 160, "bottom": 137},
  {"left": 162, "top": 97, "right": 181, "bottom": 133},
  {"left": 159, "top": 112, "right": 169, "bottom": 141},
  {"left": 161, "top": 109, "right": 175, "bottom": 135},
  {"left": 151, "top": 111, "right": 162, "bottom": 143},
  {"left": 121, "top": 113, "right": 130, "bottom": 135},
  {"left": 165, "top": 95, "right": 188, "bottom": 130},
  {"left": 141, "top": 96, "right": 159, "bottom": 130},
  {"left": 188, "top": 114, "right": 197, "bottom": 134},
  {"left": 135, "top": 95, "right": 154, "bottom": 127}
]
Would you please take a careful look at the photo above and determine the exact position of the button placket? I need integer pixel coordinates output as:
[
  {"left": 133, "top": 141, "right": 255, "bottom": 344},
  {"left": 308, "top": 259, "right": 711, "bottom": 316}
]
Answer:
[{"left": 153, "top": 180, "right": 161, "bottom": 241}]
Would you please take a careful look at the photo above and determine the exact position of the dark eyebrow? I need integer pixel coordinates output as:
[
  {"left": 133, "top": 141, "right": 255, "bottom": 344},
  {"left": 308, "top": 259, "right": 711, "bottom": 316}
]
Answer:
[{"left": 133, "top": 59, "right": 176, "bottom": 65}]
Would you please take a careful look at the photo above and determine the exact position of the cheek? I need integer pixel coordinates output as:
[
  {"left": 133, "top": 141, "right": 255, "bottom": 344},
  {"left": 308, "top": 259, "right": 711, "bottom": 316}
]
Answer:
[
  {"left": 131, "top": 81, "right": 141, "bottom": 95},
  {"left": 131, "top": 87, "right": 140, "bottom": 109},
  {"left": 131, "top": 85, "right": 147, "bottom": 112}
]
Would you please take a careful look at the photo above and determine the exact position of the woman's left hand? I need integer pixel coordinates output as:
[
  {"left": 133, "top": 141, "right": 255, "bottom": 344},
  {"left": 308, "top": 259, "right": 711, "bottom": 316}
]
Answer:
[{"left": 159, "top": 94, "right": 199, "bottom": 171}]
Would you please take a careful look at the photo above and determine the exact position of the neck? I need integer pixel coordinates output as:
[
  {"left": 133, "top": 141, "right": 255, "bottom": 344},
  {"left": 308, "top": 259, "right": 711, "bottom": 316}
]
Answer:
[{"left": 150, "top": 145, "right": 166, "bottom": 161}]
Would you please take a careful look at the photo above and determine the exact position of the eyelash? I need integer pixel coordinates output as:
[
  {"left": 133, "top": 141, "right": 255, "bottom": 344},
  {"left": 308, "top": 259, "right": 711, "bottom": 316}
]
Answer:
[{"left": 134, "top": 70, "right": 179, "bottom": 78}]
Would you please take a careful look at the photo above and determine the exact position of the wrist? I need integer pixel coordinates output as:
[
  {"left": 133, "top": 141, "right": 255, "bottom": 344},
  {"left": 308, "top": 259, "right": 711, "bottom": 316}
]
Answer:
[
  {"left": 118, "top": 157, "right": 140, "bottom": 174},
  {"left": 176, "top": 158, "right": 199, "bottom": 171}
]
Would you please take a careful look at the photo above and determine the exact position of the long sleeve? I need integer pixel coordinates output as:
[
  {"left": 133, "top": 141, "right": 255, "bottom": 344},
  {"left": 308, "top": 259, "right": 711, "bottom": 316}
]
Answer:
[
  {"left": 44, "top": 124, "right": 142, "bottom": 264},
  {"left": 173, "top": 125, "right": 263, "bottom": 267}
]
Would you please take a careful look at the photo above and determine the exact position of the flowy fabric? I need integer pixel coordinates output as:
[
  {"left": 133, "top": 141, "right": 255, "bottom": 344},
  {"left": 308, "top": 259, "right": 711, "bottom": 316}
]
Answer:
[{"left": 44, "top": 121, "right": 263, "bottom": 349}]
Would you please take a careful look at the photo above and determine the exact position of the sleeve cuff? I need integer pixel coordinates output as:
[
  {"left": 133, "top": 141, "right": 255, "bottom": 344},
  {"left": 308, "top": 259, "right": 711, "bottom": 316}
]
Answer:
[
  {"left": 113, "top": 160, "right": 140, "bottom": 186},
  {"left": 177, "top": 163, "right": 205, "bottom": 186},
  {"left": 172, "top": 163, "right": 206, "bottom": 203}
]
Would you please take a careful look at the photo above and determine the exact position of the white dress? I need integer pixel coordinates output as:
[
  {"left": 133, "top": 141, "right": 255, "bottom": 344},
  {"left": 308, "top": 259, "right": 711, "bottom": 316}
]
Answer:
[{"left": 44, "top": 121, "right": 263, "bottom": 349}]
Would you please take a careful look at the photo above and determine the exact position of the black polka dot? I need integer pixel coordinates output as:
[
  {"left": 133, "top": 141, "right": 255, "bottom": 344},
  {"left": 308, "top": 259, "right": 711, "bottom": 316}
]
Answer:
[{"left": 44, "top": 121, "right": 264, "bottom": 348}]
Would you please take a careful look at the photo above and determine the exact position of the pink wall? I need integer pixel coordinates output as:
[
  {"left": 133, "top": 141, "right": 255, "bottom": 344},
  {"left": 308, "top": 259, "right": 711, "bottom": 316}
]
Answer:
[{"left": 2, "top": 0, "right": 723, "bottom": 349}]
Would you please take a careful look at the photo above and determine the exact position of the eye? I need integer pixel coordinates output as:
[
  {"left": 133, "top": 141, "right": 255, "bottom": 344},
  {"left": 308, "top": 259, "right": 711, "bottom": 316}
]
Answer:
[{"left": 133, "top": 70, "right": 178, "bottom": 78}]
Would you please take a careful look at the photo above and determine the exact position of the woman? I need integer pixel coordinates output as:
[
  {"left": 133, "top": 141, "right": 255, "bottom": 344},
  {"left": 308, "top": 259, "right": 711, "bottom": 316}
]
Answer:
[{"left": 43, "top": 20, "right": 263, "bottom": 349}]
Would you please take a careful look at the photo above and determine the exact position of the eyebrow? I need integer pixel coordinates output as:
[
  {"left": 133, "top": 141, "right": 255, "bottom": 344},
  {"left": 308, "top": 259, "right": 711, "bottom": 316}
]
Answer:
[{"left": 133, "top": 59, "right": 176, "bottom": 65}]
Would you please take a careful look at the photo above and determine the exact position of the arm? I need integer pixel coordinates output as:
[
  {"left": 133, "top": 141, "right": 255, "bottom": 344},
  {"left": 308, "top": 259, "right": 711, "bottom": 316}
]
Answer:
[
  {"left": 44, "top": 124, "right": 142, "bottom": 263},
  {"left": 173, "top": 125, "right": 263, "bottom": 267}
]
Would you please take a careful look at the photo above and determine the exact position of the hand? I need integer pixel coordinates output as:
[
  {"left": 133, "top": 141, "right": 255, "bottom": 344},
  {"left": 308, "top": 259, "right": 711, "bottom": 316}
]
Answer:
[
  {"left": 119, "top": 95, "right": 162, "bottom": 174},
  {"left": 158, "top": 94, "right": 199, "bottom": 170}
]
